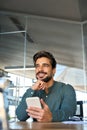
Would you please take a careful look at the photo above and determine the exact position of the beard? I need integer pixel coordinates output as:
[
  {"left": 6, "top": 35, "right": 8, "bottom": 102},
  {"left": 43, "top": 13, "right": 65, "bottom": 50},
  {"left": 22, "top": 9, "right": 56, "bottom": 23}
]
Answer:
[{"left": 42, "top": 75, "right": 52, "bottom": 82}]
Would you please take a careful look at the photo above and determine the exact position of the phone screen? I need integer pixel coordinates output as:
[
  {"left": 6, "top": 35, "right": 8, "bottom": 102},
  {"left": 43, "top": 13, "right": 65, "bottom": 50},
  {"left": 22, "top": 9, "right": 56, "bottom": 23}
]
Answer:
[{"left": 26, "top": 97, "right": 42, "bottom": 108}]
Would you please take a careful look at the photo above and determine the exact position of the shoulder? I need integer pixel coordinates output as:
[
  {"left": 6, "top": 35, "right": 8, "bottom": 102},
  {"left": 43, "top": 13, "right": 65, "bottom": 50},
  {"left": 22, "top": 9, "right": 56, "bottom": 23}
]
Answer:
[{"left": 54, "top": 81, "right": 75, "bottom": 92}]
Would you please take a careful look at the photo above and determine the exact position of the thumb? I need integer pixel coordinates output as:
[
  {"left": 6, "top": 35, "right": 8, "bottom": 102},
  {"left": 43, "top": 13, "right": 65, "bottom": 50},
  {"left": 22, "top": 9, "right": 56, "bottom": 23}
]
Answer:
[{"left": 40, "top": 99, "right": 47, "bottom": 108}]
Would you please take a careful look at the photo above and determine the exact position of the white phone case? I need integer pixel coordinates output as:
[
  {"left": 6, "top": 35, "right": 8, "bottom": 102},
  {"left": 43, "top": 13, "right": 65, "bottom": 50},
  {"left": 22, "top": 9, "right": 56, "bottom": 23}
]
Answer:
[{"left": 26, "top": 97, "right": 42, "bottom": 108}]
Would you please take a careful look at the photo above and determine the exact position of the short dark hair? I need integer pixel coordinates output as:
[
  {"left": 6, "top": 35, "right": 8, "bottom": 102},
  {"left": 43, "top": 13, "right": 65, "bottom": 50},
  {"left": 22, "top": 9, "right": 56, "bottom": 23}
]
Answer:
[{"left": 33, "top": 50, "right": 57, "bottom": 69}]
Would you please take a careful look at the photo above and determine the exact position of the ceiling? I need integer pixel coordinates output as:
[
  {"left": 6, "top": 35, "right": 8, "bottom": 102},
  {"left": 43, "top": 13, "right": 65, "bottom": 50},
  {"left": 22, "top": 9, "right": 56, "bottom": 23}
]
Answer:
[
  {"left": 0, "top": 0, "right": 87, "bottom": 79},
  {"left": 0, "top": 0, "right": 87, "bottom": 21}
]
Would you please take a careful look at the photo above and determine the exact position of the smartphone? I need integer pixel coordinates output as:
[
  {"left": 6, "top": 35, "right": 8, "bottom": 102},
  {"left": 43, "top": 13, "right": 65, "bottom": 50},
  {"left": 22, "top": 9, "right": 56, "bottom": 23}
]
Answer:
[{"left": 26, "top": 97, "right": 42, "bottom": 108}]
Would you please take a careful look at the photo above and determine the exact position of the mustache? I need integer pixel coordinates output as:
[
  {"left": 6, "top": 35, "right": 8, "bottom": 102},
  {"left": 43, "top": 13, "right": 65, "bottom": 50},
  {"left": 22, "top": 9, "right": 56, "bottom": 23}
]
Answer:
[{"left": 36, "top": 71, "right": 47, "bottom": 75}]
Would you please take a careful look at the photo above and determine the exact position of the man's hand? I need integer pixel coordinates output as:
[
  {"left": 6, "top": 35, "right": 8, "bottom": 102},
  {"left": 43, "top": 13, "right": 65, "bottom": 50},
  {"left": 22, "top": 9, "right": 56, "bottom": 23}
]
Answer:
[
  {"left": 26, "top": 99, "right": 52, "bottom": 122},
  {"left": 32, "top": 80, "right": 47, "bottom": 91}
]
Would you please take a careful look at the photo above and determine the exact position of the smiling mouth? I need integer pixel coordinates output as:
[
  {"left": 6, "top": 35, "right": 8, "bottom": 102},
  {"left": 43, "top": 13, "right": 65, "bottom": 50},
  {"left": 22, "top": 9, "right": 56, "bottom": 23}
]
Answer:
[{"left": 36, "top": 72, "right": 47, "bottom": 79}]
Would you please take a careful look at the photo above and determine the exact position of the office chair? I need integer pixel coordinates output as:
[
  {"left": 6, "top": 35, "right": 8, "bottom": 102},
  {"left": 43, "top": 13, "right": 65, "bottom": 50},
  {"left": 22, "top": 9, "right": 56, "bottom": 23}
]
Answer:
[{"left": 75, "top": 101, "right": 83, "bottom": 120}]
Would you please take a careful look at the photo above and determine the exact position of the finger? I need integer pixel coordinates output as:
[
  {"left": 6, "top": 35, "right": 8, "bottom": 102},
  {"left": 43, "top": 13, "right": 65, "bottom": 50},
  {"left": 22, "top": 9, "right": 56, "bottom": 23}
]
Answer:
[
  {"left": 29, "top": 110, "right": 41, "bottom": 119},
  {"left": 29, "top": 106, "right": 41, "bottom": 111},
  {"left": 40, "top": 82, "right": 47, "bottom": 90}
]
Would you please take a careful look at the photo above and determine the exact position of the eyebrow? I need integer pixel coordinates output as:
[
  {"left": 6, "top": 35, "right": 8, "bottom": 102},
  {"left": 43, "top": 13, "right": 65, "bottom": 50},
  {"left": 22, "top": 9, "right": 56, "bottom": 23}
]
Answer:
[{"left": 35, "top": 63, "right": 50, "bottom": 67}]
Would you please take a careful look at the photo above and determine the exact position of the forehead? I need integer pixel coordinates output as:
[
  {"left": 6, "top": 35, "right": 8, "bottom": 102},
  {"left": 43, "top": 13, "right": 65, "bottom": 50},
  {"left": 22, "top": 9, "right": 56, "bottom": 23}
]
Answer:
[{"left": 36, "top": 57, "right": 51, "bottom": 64}]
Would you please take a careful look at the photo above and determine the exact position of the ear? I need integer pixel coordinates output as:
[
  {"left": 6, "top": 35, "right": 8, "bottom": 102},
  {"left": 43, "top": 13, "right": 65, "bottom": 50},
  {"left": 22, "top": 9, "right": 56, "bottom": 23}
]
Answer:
[{"left": 53, "top": 68, "right": 56, "bottom": 76}]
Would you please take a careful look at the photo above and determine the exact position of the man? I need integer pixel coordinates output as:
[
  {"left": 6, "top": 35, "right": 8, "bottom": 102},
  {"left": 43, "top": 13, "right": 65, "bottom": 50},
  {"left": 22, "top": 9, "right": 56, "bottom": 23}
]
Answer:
[{"left": 16, "top": 50, "right": 76, "bottom": 122}]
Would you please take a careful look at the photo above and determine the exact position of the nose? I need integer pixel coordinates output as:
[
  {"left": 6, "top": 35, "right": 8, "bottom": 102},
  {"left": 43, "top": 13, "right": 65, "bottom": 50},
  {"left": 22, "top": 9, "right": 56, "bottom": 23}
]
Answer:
[{"left": 37, "top": 65, "right": 43, "bottom": 71}]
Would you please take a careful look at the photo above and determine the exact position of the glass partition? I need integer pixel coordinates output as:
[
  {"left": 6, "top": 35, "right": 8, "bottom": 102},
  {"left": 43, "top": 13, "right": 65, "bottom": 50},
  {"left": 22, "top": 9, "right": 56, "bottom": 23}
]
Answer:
[{"left": 0, "top": 12, "right": 87, "bottom": 121}]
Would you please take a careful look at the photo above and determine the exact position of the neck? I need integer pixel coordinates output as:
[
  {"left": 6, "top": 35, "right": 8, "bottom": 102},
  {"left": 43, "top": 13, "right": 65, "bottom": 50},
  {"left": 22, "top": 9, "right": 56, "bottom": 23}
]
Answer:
[{"left": 45, "top": 79, "right": 54, "bottom": 93}]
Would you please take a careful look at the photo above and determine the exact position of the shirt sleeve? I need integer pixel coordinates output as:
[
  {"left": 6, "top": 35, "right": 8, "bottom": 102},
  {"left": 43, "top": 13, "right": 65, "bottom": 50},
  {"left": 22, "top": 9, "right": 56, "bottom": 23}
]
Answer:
[
  {"left": 15, "top": 88, "right": 35, "bottom": 121},
  {"left": 52, "top": 84, "right": 77, "bottom": 122}
]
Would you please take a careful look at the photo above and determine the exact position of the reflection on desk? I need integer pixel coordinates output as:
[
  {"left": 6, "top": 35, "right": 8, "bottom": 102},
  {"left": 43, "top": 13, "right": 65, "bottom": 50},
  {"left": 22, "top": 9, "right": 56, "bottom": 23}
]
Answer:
[{"left": 9, "top": 121, "right": 87, "bottom": 130}]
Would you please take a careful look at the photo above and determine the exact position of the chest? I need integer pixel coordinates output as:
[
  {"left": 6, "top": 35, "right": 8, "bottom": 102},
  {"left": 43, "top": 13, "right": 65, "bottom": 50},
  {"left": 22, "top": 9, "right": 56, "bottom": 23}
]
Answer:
[{"left": 39, "top": 88, "right": 64, "bottom": 110}]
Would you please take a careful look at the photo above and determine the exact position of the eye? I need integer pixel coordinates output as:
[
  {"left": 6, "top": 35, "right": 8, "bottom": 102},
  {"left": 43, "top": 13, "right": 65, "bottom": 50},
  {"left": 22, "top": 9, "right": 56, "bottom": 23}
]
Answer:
[
  {"left": 35, "top": 64, "right": 39, "bottom": 68},
  {"left": 43, "top": 63, "right": 50, "bottom": 67}
]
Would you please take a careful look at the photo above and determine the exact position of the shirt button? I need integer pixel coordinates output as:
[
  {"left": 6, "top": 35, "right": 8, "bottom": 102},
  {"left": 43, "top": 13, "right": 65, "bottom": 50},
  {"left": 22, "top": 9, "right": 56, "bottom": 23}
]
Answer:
[
  {"left": 31, "top": 92, "right": 33, "bottom": 95},
  {"left": 46, "top": 95, "right": 48, "bottom": 98}
]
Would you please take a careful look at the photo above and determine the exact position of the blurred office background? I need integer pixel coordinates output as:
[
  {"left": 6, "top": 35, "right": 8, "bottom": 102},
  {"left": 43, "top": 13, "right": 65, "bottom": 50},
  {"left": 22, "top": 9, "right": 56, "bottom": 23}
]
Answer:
[{"left": 0, "top": 0, "right": 87, "bottom": 121}]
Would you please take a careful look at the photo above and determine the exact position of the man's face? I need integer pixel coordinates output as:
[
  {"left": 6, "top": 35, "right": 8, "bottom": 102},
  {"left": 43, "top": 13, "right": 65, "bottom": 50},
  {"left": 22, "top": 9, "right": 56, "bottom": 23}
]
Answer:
[{"left": 35, "top": 57, "right": 55, "bottom": 82}]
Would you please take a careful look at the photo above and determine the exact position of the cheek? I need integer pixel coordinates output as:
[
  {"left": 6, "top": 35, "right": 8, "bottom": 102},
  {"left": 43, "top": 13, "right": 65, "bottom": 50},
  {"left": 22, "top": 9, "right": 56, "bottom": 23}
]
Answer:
[{"left": 47, "top": 68, "right": 52, "bottom": 74}]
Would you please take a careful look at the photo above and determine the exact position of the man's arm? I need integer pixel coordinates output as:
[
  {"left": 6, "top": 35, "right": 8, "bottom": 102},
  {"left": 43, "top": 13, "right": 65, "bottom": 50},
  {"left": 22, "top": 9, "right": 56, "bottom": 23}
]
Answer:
[{"left": 15, "top": 88, "right": 35, "bottom": 121}]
